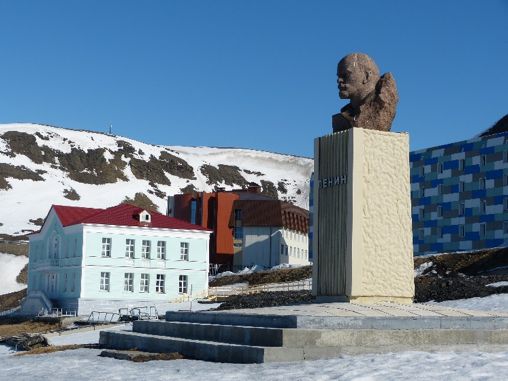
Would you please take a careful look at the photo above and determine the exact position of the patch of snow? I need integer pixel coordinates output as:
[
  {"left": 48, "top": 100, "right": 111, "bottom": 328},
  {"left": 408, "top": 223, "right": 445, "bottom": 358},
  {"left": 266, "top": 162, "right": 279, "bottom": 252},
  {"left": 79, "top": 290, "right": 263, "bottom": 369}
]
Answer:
[
  {"left": 414, "top": 261, "right": 433, "bottom": 277},
  {"left": 47, "top": 324, "right": 132, "bottom": 346},
  {"left": 487, "top": 282, "right": 508, "bottom": 288},
  {"left": 1, "top": 348, "right": 508, "bottom": 380},
  {"left": 431, "top": 294, "right": 508, "bottom": 312},
  {"left": 0, "top": 253, "right": 28, "bottom": 295}
]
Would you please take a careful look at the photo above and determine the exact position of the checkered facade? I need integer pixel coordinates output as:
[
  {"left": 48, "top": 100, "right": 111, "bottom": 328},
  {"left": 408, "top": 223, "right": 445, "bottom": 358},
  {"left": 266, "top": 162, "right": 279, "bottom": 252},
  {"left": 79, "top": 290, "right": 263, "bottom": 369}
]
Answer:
[{"left": 410, "top": 132, "right": 508, "bottom": 256}]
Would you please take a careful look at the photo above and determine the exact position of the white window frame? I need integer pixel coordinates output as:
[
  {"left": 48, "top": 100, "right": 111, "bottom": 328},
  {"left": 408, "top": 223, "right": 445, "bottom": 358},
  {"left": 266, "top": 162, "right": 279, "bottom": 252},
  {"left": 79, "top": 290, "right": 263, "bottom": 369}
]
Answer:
[
  {"left": 124, "top": 273, "right": 134, "bottom": 292},
  {"left": 125, "top": 239, "right": 135, "bottom": 259},
  {"left": 142, "top": 240, "right": 151, "bottom": 259},
  {"left": 180, "top": 242, "right": 189, "bottom": 261},
  {"left": 101, "top": 238, "right": 112, "bottom": 258},
  {"left": 100, "top": 272, "right": 110, "bottom": 292},
  {"left": 157, "top": 241, "right": 166, "bottom": 260},
  {"left": 140, "top": 273, "right": 150, "bottom": 293},
  {"left": 178, "top": 275, "right": 188, "bottom": 294},
  {"left": 156, "top": 274, "right": 165, "bottom": 293}
]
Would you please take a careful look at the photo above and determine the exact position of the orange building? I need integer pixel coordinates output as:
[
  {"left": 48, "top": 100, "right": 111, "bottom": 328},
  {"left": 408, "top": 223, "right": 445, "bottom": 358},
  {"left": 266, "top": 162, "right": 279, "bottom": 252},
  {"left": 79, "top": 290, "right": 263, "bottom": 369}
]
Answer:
[{"left": 170, "top": 183, "right": 309, "bottom": 269}]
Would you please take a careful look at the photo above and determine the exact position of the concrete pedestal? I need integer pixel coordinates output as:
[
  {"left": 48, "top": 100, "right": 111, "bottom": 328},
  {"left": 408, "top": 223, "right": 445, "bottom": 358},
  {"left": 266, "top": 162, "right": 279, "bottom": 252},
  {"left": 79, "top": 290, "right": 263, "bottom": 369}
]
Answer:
[{"left": 312, "top": 128, "right": 414, "bottom": 304}]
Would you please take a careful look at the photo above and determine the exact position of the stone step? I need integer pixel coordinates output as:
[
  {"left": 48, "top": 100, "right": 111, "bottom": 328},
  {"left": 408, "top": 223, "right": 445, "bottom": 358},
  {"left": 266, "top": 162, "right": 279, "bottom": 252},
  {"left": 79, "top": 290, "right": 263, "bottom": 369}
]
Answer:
[
  {"left": 165, "top": 310, "right": 508, "bottom": 330},
  {"left": 100, "top": 326, "right": 508, "bottom": 363},
  {"left": 133, "top": 320, "right": 284, "bottom": 347},
  {"left": 165, "top": 311, "right": 297, "bottom": 328},
  {"left": 99, "top": 330, "right": 301, "bottom": 363},
  {"left": 138, "top": 320, "right": 508, "bottom": 348}
]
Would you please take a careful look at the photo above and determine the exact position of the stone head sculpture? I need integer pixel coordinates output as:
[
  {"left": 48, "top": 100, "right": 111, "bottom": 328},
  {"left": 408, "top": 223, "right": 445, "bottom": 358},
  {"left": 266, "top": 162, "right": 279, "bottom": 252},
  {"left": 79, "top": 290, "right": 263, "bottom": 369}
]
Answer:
[{"left": 332, "top": 53, "right": 399, "bottom": 133}]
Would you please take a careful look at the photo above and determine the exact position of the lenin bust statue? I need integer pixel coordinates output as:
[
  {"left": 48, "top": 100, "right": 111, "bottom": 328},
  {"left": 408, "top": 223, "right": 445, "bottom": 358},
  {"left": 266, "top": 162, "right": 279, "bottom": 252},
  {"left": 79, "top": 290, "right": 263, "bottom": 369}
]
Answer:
[{"left": 332, "top": 53, "right": 399, "bottom": 133}]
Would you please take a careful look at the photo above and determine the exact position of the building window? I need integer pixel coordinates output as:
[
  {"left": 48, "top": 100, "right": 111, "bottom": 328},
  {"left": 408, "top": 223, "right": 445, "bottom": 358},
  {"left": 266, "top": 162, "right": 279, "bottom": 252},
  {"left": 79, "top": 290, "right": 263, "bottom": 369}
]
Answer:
[
  {"left": 437, "top": 184, "right": 443, "bottom": 194},
  {"left": 140, "top": 273, "right": 149, "bottom": 293},
  {"left": 437, "top": 206, "right": 443, "bottom": 218},
  {"left": 142, "top": 240, "right": 151, "bottom": 259},
  {"left": 504, "top": 221, "right": 508, "bottom": 234},
  {"left": 73, "top": 238, "right": 77, "bottom": 257},
  {"left": 459, "top": 159, "right": 465, "bottom": 171},
  {"left": 100, "top": 272, "right": 110, "bottom": 291},
  {"left": 157, "top": 241, "right": 166, "bottom": 260},
  {"left": 156, "top": 274, "right": 165, "bottom": 293},
  {"left": 71, "top": 273, "right": 76, "bottom": 292},
  {"left": 481, "top": 155, "right": 487, "bottom": 166},
  {"left": 420, "top": 187, "right": 425, "bottom": 198},
  {"left": 125, "top": 239, "right": 135, "bottom": 259},
  {"left": 479, "top": 177, "right": 485, "bottom": 190},
  {"left": 480, "top": 223, "right": 486, "bottom": 238},
  {"left": 505, "top": 175, "right": 508, "bottom": 187},
  {"left": 101, "top": 238, "right": 112, "bottom": 257},
  {"left": 179, "top": 275, "right": 188, "bottom": 294},
  {"left": 280, "top": 244, "right": 285, "bottom": 256},
  {"left": 63, "top": 273, "right": 68, "bottom": 292},
  {"left": 459, "top": 202, "right": 465, "bottom": 216},
  {"left": 504, "top": 199, "right": 508, "bottom": 212},
  {"left": 480, "top": 200, "right": 487, "bottom": 214},
  {"left": 124, "top": 273, "right": 134, "bottom": 292},
  {"left": 438, "top": 163, "right": 443, "bottom": 174},
  {"left": 285, "top": 246, "right": 288, "bottom": 256},
  {"left": 459, "top": 225, "right": 465, "bottom": 238},
  {"left": 180, "top": 242, "right": 189, "bottom": 261}
]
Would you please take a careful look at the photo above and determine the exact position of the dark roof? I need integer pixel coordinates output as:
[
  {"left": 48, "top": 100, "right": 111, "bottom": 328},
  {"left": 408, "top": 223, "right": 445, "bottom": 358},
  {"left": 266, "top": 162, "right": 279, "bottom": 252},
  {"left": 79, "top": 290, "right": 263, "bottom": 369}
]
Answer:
[
  {"left": 52, "top": 203, "right": 210, "bottom": 231},
  {"left": 230, "top": 200, "right": 309, "bottom": 233}
]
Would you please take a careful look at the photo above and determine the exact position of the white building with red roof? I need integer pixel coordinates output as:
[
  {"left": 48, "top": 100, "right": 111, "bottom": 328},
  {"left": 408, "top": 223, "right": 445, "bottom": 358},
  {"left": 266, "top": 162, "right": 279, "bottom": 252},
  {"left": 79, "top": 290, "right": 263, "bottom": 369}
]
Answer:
[{"left": 22, "top": 203, "right": 211, "bottom": 316}]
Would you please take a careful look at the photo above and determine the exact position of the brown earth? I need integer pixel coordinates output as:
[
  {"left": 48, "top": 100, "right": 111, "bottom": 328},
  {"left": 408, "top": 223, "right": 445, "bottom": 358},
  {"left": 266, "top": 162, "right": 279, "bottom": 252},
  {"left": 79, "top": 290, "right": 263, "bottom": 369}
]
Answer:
[
  {"left": 212, "top": 248, "right": 508, "bottom": 309},
  {"left": 209, "top": 266, "right": 312, "bottom": 287},
  {"left": 0, "top": 318, "right": 61, "bottom": 337},
  {"left": 0, "top": 289, "right": 26, "bottom": 312}
]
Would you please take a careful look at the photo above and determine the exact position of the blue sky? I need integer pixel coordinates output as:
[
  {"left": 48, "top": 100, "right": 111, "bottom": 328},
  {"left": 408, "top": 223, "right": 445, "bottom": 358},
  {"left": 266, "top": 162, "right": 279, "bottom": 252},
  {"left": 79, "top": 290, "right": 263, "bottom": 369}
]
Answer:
[{"left": 0, "top": 0, "right": 507, "bottom": 157}]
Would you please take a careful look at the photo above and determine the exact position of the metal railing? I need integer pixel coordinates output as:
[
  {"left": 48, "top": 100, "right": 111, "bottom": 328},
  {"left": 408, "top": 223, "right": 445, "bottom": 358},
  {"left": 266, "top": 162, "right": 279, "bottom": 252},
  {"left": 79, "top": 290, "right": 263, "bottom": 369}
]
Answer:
[
  {"left": 117, "top": 305, "right": 159, "bottom": 321},
  {"left": 208, "top": 278, "right": 312, "bottom": 297},
  {"left": 87, "top": 311, "right": 120, "bottom": 324}
]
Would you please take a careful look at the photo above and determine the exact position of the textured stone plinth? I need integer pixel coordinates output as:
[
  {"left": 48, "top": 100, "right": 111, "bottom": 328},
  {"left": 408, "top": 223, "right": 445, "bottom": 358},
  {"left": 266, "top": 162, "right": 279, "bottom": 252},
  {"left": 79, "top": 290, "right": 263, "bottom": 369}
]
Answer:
[{"left": 312, "top": 128, "right": 414, "bottom": 303}]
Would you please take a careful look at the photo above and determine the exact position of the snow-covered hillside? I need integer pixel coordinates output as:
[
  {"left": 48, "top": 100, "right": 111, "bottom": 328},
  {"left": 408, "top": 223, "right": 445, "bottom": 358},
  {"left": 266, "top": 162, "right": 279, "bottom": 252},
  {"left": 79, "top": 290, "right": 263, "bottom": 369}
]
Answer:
[
  {"left": 0, "top": 253, "right": 28, "bottom": 295},
  {"left": 0, "top": 123, "right": 313, "bottom": 235}
]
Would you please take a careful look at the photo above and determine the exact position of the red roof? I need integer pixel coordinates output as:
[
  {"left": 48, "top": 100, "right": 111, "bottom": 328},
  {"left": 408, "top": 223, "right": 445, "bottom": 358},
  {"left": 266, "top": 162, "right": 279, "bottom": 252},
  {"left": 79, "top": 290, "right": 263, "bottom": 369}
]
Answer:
[{"left": 52, "top": 203, "right": 210, "bottom": 231}]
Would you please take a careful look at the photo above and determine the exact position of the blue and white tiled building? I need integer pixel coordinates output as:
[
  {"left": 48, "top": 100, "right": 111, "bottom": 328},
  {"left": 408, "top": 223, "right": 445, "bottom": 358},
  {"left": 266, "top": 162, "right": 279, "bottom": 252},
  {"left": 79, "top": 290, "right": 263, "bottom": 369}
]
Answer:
[{"left": 410, "top": 131, "right": 508, "bottom": 255}]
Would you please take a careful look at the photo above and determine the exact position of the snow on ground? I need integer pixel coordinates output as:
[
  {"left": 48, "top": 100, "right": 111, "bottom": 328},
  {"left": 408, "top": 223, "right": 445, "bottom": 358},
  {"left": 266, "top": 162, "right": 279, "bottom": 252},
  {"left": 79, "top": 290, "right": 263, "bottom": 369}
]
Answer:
[
  {"left": 0, "top": 253, "right": 28, "bottom": 295},
  {"left": 47, "top": 324, "right": 132, "bottom": 346},
  {"left": 487, "top": 281, "right": 508, "bottom": 288},
  {"left": 414, "top": 261, "right": 433, "bottom": 276},
  {"left": 0, "top": 347, "right": 508, "bottom": 380},
  {"left": 432, "top": 293, "right": 508, "bottom": 312}
]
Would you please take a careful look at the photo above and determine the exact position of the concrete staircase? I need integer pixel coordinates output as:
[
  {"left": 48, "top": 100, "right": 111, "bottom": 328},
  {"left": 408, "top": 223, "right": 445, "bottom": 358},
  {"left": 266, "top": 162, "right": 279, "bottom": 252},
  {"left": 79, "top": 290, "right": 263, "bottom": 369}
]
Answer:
[{"left": 99, "top": 309, "right": 508, "bottom": 363}]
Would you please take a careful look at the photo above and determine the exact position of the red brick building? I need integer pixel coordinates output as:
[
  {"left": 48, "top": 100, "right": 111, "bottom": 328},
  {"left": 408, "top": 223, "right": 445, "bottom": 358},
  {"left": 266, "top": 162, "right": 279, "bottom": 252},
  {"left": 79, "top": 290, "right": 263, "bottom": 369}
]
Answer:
[{"left": 170, "top": 183, "right": 309, "bottom": 268}]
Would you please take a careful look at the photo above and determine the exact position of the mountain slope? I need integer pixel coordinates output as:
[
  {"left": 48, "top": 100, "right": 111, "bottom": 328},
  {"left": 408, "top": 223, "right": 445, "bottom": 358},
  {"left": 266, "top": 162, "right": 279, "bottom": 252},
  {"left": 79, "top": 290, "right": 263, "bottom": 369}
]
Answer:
[{"left": 0, "top": 123, "right": 313, "bottom": 235}]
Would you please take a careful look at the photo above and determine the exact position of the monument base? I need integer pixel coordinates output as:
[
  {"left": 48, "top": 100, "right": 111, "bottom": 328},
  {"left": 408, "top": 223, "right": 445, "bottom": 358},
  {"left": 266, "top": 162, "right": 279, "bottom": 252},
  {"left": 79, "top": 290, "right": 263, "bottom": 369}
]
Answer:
[
  {"left": 316, "top": 296, "right": 413, "bottom": 305},
  {"left": 312, "top": 128, "right": 415, "bottom": 303}
]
